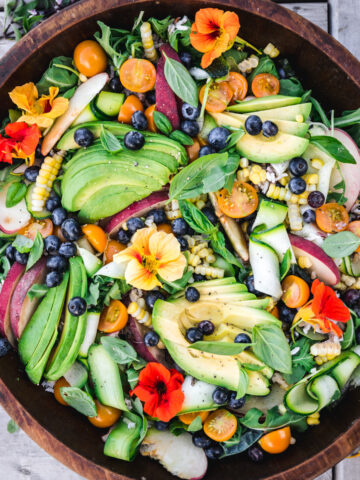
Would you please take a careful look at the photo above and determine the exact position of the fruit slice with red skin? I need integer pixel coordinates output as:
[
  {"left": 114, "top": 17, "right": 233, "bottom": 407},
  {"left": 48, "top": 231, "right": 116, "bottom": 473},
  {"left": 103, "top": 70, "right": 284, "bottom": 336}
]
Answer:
[
  {"left": 105, "top": 190, "right": 169, "bottom": 237},
  {"left": 0, "top": 262, "right": 25, "bottom": 345},
  {"left": 289, "top": 234, "right": 340, "bottom": 285},
  {"left": 126, "top": 315, "right": 168, "bottom": 365},
  {"left": 10, "top": 257, "right": 47, "bottom": 339},
  {"left": 0, "top": 183, "right": 31, "bottom": 234}
]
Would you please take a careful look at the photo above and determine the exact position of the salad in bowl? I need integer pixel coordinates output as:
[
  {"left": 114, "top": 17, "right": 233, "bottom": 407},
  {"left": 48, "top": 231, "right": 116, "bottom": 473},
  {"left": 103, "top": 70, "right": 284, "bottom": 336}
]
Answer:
[{"left": 0, "top": 7, "right": 360, "bottom": 479}]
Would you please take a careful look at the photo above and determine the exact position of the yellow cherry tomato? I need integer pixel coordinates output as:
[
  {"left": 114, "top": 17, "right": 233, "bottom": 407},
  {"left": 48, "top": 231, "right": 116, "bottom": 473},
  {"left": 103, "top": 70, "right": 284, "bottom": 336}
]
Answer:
[
  {"left": 73, "top": 40, "right": 107, "bottom": 77},
  {"left": 98, "top": 299, "right": 128, "bottom": 333},
  {"left": 178, "top": 410, "right": 210, "bottom": 425},
  {"left": 81, "top": 224, "right": 107, "bottom": 253},
  {"left": 88, "top": 400, "right": 122, "bottom": 428},
  {"left": 203, "top": 409, "right": 237, "bottom": 442},
  {"left": 119, "top": 59, "right": 156, "bottom": 93},
  {"left": 259, "top": 426, "right": 291, "bottom": 454},
  {"left": 54, "top": 377, "right": 70, "bottom": 406}
]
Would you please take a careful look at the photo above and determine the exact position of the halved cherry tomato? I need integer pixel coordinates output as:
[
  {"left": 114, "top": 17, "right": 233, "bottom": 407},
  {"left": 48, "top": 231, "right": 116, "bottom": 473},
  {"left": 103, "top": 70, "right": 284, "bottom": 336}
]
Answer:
[
  {"left": 145, "top": 104, "right": 157, "bottom": 132},
  {"left": 315, "top": 203, "right": 349, "bottom": 233},
  {"left": 347, "top": 221, "right": 360, "bottom": 252},
  {"left": 186, "top": 138, "right": 201, "bottom": 162},
  {"left": 179, "top": 410, "right": 210, "bottom": 425},
  {"left": 157, "top": 223, "right": 172, "bottom": 234},
  {"left": 118, "top": 95, "right": 144, "bottom": 124},
  {"left": 119, "top": 58, "right": 156, "bottom": 93},
  {"left": 252, "top": 73, "right": 280, "bottom": 97},
  {"left": 82, "top": 224, "right": 107, "bottom": 253},
  {"left": 270, "top": 306, "right": 280, "bottom": 319},
  {"left": 199, "top": 81, "right": 233, "bottom": 113},
  {"left": 73, "top": 40, "right": 107, "bottom": 77},
  {"left": 227, "top": 72, "right": 248, "bottom": 102},
  {"left": 88, "top": 399, "right": 122, "bottom": 428},
  {"left": 104, "top": 239, "right": 126, "bottom": 264},
  {"left": 218, "top": 181, "right": 258, "bottom": 218},
  {"left": 54, "top": 225, "right": 66, "bottom": 242},
  {"left": 259, "top": 426, "right": 291, "bottom": 454},
  {"left": 203, "top": 409, "right": 237, "bottom": 442},
  {"left": 19, "top": 218, "right": 53, "bottom": 240},
  {"left": 54, "top": 377, "right": 70, "bottom": 406},
  {"left": 281, "top": 275, "right": 310, "bottom": 308},
  {"left": 98, "top": 299, "right": 128, "bottom": 333}
]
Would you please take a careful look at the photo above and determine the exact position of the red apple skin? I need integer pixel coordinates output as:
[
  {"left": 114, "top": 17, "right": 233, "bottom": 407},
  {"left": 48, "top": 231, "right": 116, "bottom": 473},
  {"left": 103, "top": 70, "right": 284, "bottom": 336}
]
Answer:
[
  {"left": 105, "top": 190, "right": 169, "bottom": 237},
  {"left": 0, "top": 262, "right": 25, "bottom": 346},
  {"left": 10, "top": 257, "right": 47, "bottom": 339},
  {"left": 126, "top": 315, "right": 168, "bottom": 365},
  {"left": 289, "top": 234, "right": 340, "bottom": 285}
]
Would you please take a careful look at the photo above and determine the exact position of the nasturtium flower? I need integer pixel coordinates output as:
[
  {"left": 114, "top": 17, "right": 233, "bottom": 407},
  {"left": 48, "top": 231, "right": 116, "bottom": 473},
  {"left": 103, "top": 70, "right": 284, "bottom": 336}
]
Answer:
[
  {"left": 294, "top": 279, "right": 350, "bottom": 337},
  {"left": 0, "top": 121, "right": 41, "bottom": 165},
  {"left": 9, "top": 82, "right": 68, "bottom": 129},
  {"left": 114, "top": 227, "right": 187, "bottom": 290},
  {"left": 190, "top": 8, "right": 240, "bottom": 69},
  {"left": 130, "top": 362, "right": 185, "bottom": 422}
]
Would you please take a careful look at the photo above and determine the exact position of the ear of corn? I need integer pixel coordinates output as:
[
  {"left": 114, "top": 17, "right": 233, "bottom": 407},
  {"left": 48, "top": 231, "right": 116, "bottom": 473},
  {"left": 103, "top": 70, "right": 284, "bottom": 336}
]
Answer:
[
  {"left": 31, "top": 151, "right": 64, "bottom": 211},
  {"left": 311, "top": 338, "right": 341, "bottom": 360},
  {"left": 140, "top": 22, "right": 158, "bottom": 62},
  {"left": 287, "top": 203, "right": 303, "bottom": 231},
  {"left": 128, "top": 301, "right": 152, "bottom": 327}
]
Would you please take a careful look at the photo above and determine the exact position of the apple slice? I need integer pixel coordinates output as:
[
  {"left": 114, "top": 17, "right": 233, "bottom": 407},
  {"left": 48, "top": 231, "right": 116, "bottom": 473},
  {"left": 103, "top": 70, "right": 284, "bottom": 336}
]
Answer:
[
  {"left": 289, "top": 234, "right": 340, "bottom": 285},
  {"left": 10, "top": 257, "right": 47, "bottom": 339},
  {"left": 0, "top": 183, "right": 31, "bottom": 234},
  {"left": 105, "top": 190, "right": 169, "bottom": 237},
  {"left": 126, "top": 315, "right": 168, "bottom": 365},
  {"left": 0, "top": 262, "right": 25, "bottom": 345}
]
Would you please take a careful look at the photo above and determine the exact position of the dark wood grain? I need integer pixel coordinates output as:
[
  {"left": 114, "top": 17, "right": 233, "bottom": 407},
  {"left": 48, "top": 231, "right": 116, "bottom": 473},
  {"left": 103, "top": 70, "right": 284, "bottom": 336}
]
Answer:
[{"left": 0, "top": 1, "right": 359, "bottom": 480}]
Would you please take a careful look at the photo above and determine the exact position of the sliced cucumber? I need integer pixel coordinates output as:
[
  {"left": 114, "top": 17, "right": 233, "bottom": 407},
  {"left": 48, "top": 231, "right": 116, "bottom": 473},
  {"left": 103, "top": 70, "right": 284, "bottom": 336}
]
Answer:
[
  {"left": 252, "top": 223, "right": 295, "bottom": 262},
  {"left": 340, "top": 256, "right": 353, "bottom": 276},
  {"left": 95, "top": 91, "right": 124, "bottom": 117},
  {"left": 79, "top": 312, "right": 100, "bottom": 357},
  {"left": 71, "top": 104, "right": 97, "bottom": 126},
  {"left": 77, "top": 246, "right": 102, "bottom": 276},
  {"left": 249, "top": 236, "right": 282, "bottom": 298},
  {"left": 285, "top": 381, "right": 318, "bottom": 415},
  {"left": 104, "top": 411, "right": 142, "bottom": 461},
  {"left": 63, "top": 361, "right": 88, "bottom": 388},
  {"left": 351, "top": 254, "right": 360, "bottom": 277},
  {"left": 25, "top": 184, "right": 51, "bottom": 219},
  {"left": 179, "top": 376, "right": 220, "bottom": 414},
  {"left": 252, "top": 199, "right": 288, "bottom": 231},
  {"left": 331, "top": 351, "right": 360, "bottom": 389},
  {"left": 309, "top": 375, "right": 340, "bottom": 410}
]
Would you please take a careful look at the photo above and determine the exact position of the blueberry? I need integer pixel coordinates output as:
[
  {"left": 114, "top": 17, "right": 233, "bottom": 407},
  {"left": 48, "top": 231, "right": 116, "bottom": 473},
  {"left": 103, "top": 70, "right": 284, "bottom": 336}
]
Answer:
[
  {"left": 147, "top": 209, "right": 166, "bottom": 225},
  {"left": 131, "top": 111, "right": 148, "bottom": 130},
  {"left": 124, "top": 131, "right": 145, "bottom": 150},
  {"left": 118, "top": 228, "right": 131, "bottom": 244},
  {"left": 46, "top": 255, "right": 68, "bottom": 272},
  {"left": 5, "top": 245, "right": 15, "bottom": 262},
  {"left": 289, "top": 177, "right": 306, "bottom": 195},
  {"left": 179, "top": 51, "right": 192, "bottom": 68},
  {"left": 185, "top": 286, "right": 200, "bottom": 302},
  {"left": 356, "top": 326, "right": 360, "bottom": 345},
  {"left": 24, "top": 166, "right": 40, "bottom": 182},
  {"left": 68, "top": 296, "right": 87, "bottom": 316},
  {"left": 204, "top": 443, "right": 224, "bottom": 459},
  {"left": 208, "top": 127, "right": 231, "bottom": 150},
  {"left": 212, "top": 387, "right": 229, "bottom": 404},
  {"left": 51, "top": 207, "right": 67, "bottom": 226},
  {"left": 154, "top": 421, "right": 168, "bottom": 431},
  {"left": 144, "top": 331, "right": 160, "bottom": 347},
  {"left": 193, "top": 274, "right": 206, "bottom": 282},
  {"left": 45, "top": 194, "right": 61, "bottom": 212},
  {"left": 0, "top": 338, "right": 11, "bottom": 357},
  {"left": 45, "top": 270, "right": 62, "bottom": 288},
  {"left": 202, "top": 207, "right": 217, "bottom": 224},
  {"left": 248, "top": 445, "right": 264, "bottom": 463},
  {"left": 277, "top": 301, "right": 297, "bottom": 323},
  {"left": 199, "top": 145, "right": 216, "bottom": 157},
  {"left": 262, "top": 120, "right": 278, "bottom": 138},
  {"left": 74, "top": 127, "right": 94, "bottom": 148},
  {"left": 61, "top": 218, "right": 82, "bottom": 241},
  {"left": 185, "top": 327, "right": 203, "bottom": 343},
  {"left": 109, "top": 76, "right": 122, "bottom": 93},
  {"left": 176, "top": 236, "right": 188, "bottom": 251},
  {"left": 58, "top": 241, "right": 77, "bottom": 258},
  {"left": 245, "top": 275, "right": 261, "bottom": 296},
  {"left": 44, "top": 235, "right": 61, "bottom": 255},
  {"left": 146, "top": 90, "right": 156, "bottom": 105},
  {"left": 342, "top": 289, "right": 360, "bottom": 308},
  {"left": 127, "top": 217, "right": 145, "bottom": 234},
  {"left": 180, "top": 120, "right": 199, "bottom": 137},
  {"left": 181, "top": 103, "right": 200, "bottom": 121},
  {"left": 145, "top": 291, "right": 165, "bottom": 309},
  {"left": 303, "top": 209, "right": 316, "bottom": 223},
  {"left": 308, "top": 190, "right": 325, "bottom": 208},
  {"left": 198, "top": 320, "right": 215, "bottom": 335},
  {"left": 228, "top": 391, "right": 246, "bottom": 409},
  {"left": 289, "top": 157, "right": 308, "bottom": 176},
  {"left": 192, "top": 431, "right": 212, "bottom": 448},
  {"left": 244, "top": 115, "right": 262, "bottom": 136},
  {"left": 172, "top": 218, "right": 188, "bottom": 235},
  {"left": 234, "top": 333, "right": 251, "bottom": 346},
  {"left": 14, "top": 250, "right": 28, "bottom": 265}
]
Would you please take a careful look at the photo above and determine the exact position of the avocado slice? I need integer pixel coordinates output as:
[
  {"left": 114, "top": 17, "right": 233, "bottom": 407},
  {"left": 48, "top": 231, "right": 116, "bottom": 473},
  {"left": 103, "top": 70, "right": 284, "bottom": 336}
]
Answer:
[
  {"left": 239, "top": 103, "right": 312, "bottom": 122},
  {"left": 45, "top": 257, "right": 88, "bottom": 381},
  {"left": 171, "top": 282, "right": 248, "bottom": 299},
  {"left": 227, "top": 95, "right": 301, "bottom": 113},
  {"left": 25, "top": 328, "right": 58, "bottom": 385},
  {"left": 199, "top": 113, "right": 217, "bottom": 143}
]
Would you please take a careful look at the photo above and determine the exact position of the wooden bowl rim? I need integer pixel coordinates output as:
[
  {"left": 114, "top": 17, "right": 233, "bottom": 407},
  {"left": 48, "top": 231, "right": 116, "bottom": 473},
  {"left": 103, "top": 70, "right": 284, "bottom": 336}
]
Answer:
[{"left": 0, "top": 1, "right": 360, "bottom": 479}]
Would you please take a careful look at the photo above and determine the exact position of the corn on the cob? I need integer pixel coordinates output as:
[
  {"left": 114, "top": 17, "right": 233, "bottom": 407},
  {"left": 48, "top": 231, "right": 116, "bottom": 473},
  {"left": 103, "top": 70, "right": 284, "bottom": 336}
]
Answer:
[
  {"left": 165, "top": 199, "right": 182, "bottom": 220},
  {"left": 311, "top": 158, "right": 324, "bottom": 169},
  {"left": 194, "top": 265, "right": 224, "bottom": 278},
  {"left": 307, "top": 412, "right": 320, "bottom": 426},
  {"left": 238, "top": 55, "right": 259, "bottom": 74},
  {"left": 288, "top": 203, "right": 303, "bottom": 231},
  {"left": 298, "top": 255, "right": 312, "bottom": 269},
  {"left": 279, "top": 174, "right": 289, "bottom": 186},
  {"left": 140, "top": 22, "right": 158, "bottom": 62},
  {"left": 263, "top": 42, "right": 280, "bottom": 58},
  {"left": 188, "top": 253, "right": 201, "bottom": 267},
  {"left": 303, "top": 173, "right": 319, "bottom": 185},
  {"left": 237, "top": 168, "right": 250, "bottom": 182},
  {"left": 249, "top": 164, "right": 267, "bottom": 184},
  {"left": 31, "top": 151, "right": 64, "bottom": 211},
  {"left": 128, "top": 301, "right": 151, "bottom": 327},
  {"left": 311, "top": 338, "right": 341, "bottom": 360},
  {"left": 341, "top": 274, "right": 356, "bottom": 287}
]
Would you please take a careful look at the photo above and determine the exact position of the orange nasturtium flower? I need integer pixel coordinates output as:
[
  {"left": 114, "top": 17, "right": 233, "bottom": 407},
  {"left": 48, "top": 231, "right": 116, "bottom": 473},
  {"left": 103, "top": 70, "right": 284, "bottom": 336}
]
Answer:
[
  {"left": 113, "top": 227, "right": 187, "bottom": 290},
  {"left": 0, "top": 122, "right": 41, "bottom": 165},
  {"left": 294, "top": 279, "right": 350, "bottom": 338},
  {"left": 190, "top": 8, "right": 240, "bottom": 69},
  {"left": 9, "top": 82, "right": 68, "bottom": 129}
]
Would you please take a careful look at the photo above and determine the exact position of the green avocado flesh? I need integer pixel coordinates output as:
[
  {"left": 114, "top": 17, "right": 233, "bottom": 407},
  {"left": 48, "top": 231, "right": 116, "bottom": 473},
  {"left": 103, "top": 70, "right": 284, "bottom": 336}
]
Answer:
[
  {"left": 226, "top": 95, "right": 301, "bottom": 113},
  {"left": 228, "top": 102, "right": 312, "bottom": 121}
]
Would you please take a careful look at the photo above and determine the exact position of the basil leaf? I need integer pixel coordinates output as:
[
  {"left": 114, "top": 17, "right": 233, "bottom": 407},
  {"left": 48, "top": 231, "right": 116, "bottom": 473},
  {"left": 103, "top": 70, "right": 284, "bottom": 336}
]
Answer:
[
  {"left": 280, "top": 248, "right": 292, "bottom": 279},
  {"left": 6, "top": 181, "right": 26, "bottom": 208},
  {"left": 279, "top": 77, "right": 305, "bottom": 97},
  {"left": 283, "top": 337, "right": 315, "bottom": 384},
  {"left": 252, "top": 324, "right": 292, "bottom": 374},
  {"left": 210, "top": 231, "right": 243, "bottom": 268},
  {"left": 202, "top": 155, "right": 240, "bottom": 194},
  {"left": 169, "top": 130, "right": 194, "bottom": 146},
  {"left": 334, "top": 108, "right": 360, "bottom": 128},
  {"left": 27, "top": 283, "right": 49, "bottom": 302},
  {"left": 222, "top": 129, "right": 245, "bottom": 152},
  {"left": 310, "top": 136, "right": 355, "bottom": 164},
  {"left": 126, "top": 368, "right": 139, "bottom": 389},
  {"left": 240, "top": 406, "right": 304, "bottom": 431},
  {"left": 248, "top": 56, "right": 279, "bottom": 84},
  {"left": 13, "top": 235, "right": 33, "bottom": 253},
  {"left": 187, "top": 415, "right": 203, "bottom": 432},
  {"left": 179, "top": 200, "right": 217, "bottom": 236},
  {"left": 161, "top": 269, "right": 193, "bottom": 295},
  {"left": 101, "top": 336, "right": 138, "bottom": 364},
  {"left": 60, "top": 387, "right": 97, "bottom": 417},
  {"left": 26, "top": 231, "right": 44, "bottom": 271},
  {"left": 220, "top": 429, "right": 262, "bottom": 458},
  {"left": 322, "top": 231, "right": 360, "bottom": 258},
  {"left": 164, "top": 54, "right": 198, "bottom": 108},
  {"left": 189, "top": 341, "right": 252, "bottom": 355},
  {"left": 37, "top": 56, "right": 78, "bottom": 95},
  {"left": 310, "top": 97, "right": 330, "bottom": 127},
  {"left": 153, "top": 111, "right": 172, "bottom": 136},
  {"left": 236, "top": 363, "right": 249, "bottom": 399},
  {"left": 100, "top": 125, "right": 123, "bottom": 153}
]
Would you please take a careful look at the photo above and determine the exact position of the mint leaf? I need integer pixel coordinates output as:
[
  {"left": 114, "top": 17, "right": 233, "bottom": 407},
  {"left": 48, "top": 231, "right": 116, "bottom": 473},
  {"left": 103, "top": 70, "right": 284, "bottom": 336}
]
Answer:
[
  {"left": 153, "top": 111, "right": 172, "bottom": 136},
  {"left": 253, "top": 323, "right": 292, "bottom": 374},
  {"left": 60, "top": 387, "right": 97, "bottom": 417},
  {"left": 322, "top": 231, "right": 360, "bottom": 258},
  {"left": 13, "top": 235, "right": 33, "bottom": 253},
  {"left": 100, "top": 125, "right": 123, "bottom": 153},
  {"left": 101, "top": 336, "right": 138, "bottom": 364}
]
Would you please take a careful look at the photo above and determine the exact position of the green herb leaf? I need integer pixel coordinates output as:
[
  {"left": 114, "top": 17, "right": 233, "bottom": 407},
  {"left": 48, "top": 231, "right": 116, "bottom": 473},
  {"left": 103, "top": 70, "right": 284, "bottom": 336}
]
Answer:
[
  {"left": 240, "top": 406, "right": 304, "bottom": 431},
  {"left": 126, "top": 368, "right": 139, "bottom": 389},
  {"left": 241, "top": 363, "right": 264, "bottom": 371},
  {"left": 60, "top": 387, "right": 97, "bottom": 417},
  {"left": 12, "top": 235, "right": 33, "bottom": 253},
  {"left": 210, "top": 231, "right": 243, "bottom": 268},
  {"left": 342, "top": 315, "right": 355, "bottom": 350},
  {"left": 334, "top": 108, "right": 360, "bottom": 128},
  {"left": 5, "top": 181, "right": 26, "bottom": 208},
  {"left": 169, "top": 418, "right": 188, "bottom": 436},
  {"left": 220, "top": 429, "right": 262, "bottom": 458},
  {"left": 7, "top": 419, "right": 19, "bottom": 434},
  {"left": 280, "top": 248, "right": 292, "bottom": 279},
  {"left": 153, "top": 111, "right": 173, "bottom": 136},
  {"left": 279, "top": 77, "right": 305, "bottom": 97},
  {"left": 100, "top": 336, "right": 138, "bottom": 364},
  {"left": 310, "top": 136, "right": 355, "bottom": 164},
  {"left": 94, "top": 22, "right": 138, "bottom": 69},
  {"left": 27, "top": 283, "right": 49, "bottom": 302},
  {"left": 26, "top": 231, "right": 44, "bottom": 271},
  {"left": 168, "top": 19, "right": 192, "bottom": 51},
  {"left": 322, "top": 231, "right": 360, "bottom": 258},
  {"left": 100, "top": 125, "right": 123, "bottom": 153},
  {"left": 37, "top": 56, "right": 78, "bottom": 95},
  {"left": 187, "top": 415, "right": 203, "bottom": 432},
  {"left": 179, "top": 200, "right": 217, "bottom": 236},
  {"left": 169, "top": 130, "right": 194, "bottom": 145},
  {"left": 252, "top": 323, "right": 292, "bottom": 374},
  {"left": 310, "top": 97, "right": 330, "bottom": 127},
  {"left": 161, "top": 269, "right": 193, "bottom": 294},
  {"left": 222, "top": 130, "right": 245, "bottom": 152},
  {"left": 164, "top": 54, "right": 198, "bottom": 108},
  {"left": 188, "top": 341, "right": 252, "bottom": 355},
  {"left": 284, "top": 337, "right": 315, "bottom": 384},
  {"left": 148, "top": 16, "right": 173, "bottom": 40},
  {"left": 236, "top": 363, "right": 249, "bottom": 399}
]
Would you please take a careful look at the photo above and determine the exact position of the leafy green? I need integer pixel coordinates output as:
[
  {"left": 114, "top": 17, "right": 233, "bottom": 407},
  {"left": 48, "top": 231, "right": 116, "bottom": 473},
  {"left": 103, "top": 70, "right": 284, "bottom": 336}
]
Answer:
[
  {"left": 37, "top": 56, "right": 78, "bottom": 95},
  {"left": 100, "top": 126, "right": 123, "bottom": 153},
  {"left": 222, "top": 130, "right": 245, "bottom": 152},
  {"left": 27, "top": 283, "right": 49, "bottom": 302},
  {"left": 168, "top": 19, "right": 192, "bottom": 51},
  {"left": 310, "top": 97, "right": 330, "bottom": 127},
  {"left": 153, "top": 111, "right": 173, "bottom": 136},
  {"left": 280, "top": 248, "right": 292, "bottom": 280},
  {"left": 322, "top": 231, "right": 360, "bottom": 258},
  {"left": 126, "top": 368, "right": 140, "bottom": 389},
  {"left": 86, "top": 276, "right": 131, "bottom": 311},
  {"left": 210, "top": 231, "right": 243, "bottom": 268},
  {"left": 169, "top": 418, "right": 188, "bottom": 436},
  {"left": 5, "top": 181, "right": 26, "bottom": 208},
  {"left": 236, "top": 362, "right": 249, "bottom": 399},
  {"left": 284, "top": 337, "right": 315, "bottom": 384},
  {"left": 220, "top": 429, "right": 262, "bottom": 458},
  {"left": 279, "top": 78, "right": 304, "bottom": 97},
  {"left": 334, "top": 108, "right": 360, "bottom": 128},
  {"left": 60, "top": 387, "right": 97, "bottom": 417},
  {"left": 7, "top": 419, "right": 19, "bottom": 434},
  {"left": 101, "top": 337, "right": 139, "bottom": 365},
  {"left": 12, "top": 234, "right": 33, "bottom": 253},
  {"left": 248, "top": 56, "right": 279, "bottom": 84},
  {"left": 252, "top": 323, "right": 292, "bottom": 374},
  {"left": 164, "top": 54, "right": 198, "bottom": 108},
  {"left": 188, "top": 341, "right": 252, "bottom": 355},
  {"left": 26, "top": 231, "right": 44, "bottom": 271},
  {"left": 169, "top": 130, "right": 193, "bottom": 146},
  {"left": 148, "top": 16, "right": 173, "bottom": 40},
  {"left": 187, "top": 415, "right": 203, "bottom": 432},
  {"left": 240, "top": 406, "right": 305, "bottom": 431},
  {"left": 161, "top": 269, "right": 193, "bottom": 294},
  {"left": 310, "top": 136, "right": 356, "bottom": 164},
  {"left": 327, "top": 163, "right": 347, "bottom": 205},
  {"left": 223, "top": 49, "right": 248, "bottom": 72},
  {"left": 342, "top": 316, "right": 355, "bottom": 350}
]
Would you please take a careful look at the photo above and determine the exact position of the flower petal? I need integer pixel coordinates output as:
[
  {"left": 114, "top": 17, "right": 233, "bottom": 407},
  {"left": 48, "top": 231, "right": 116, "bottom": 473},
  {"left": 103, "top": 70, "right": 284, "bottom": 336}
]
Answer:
[
  {"left": 149, "top": 231, "right": 181, "bottom": 263},
  {"left": 41, "top": 96, "right": 69, "bottom": 119},
  {"left": 18, "top": 114, "right": 54, "bottom": 129},
  {"left": 158, "top": 255, "right": 187, "bottom": 282},
  {"left": 125, "top": 258, "right": 161, "bottom": 290},
  {"left": 9, "top": 83, "right": 38, "bottom": 113},
  {"left": 194, "top": 8, "right": 224, "bottom": 34},
  {"left": 190, "top": 26, "right": 217, "bottom": 53},
  {"left": 132, "top": 227, "right": 157, "bottom": 256},
  {"left": 200, "top": 32, "right": 230, "bottom": 68},
  {"left": 156, "top": 388, "right": 185, "bottom": 422},
  {"left": 221, "top": 11, "right": 240, "bottom": 42}
]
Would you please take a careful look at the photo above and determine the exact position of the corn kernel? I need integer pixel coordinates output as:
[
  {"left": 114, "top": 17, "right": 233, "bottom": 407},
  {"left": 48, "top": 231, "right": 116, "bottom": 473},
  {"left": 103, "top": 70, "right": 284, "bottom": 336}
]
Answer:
[
  {"left": 298, "top": 256, "right": 312, "bottom": 269},
  {"left": 140, "top": 22, "right": 158, "bottom": 61},
  {"left": 296, "top": 115, "right": 304, "bottom": 123},
  {"left": 128, "top": 301, "right": 151, "bottom": 326},
  {"left": 304, "top": 173, "right": 319, "bottom": 185},
  {"left": 196, "top": 200, "right": 206, "bottom": 210},
  {"left": 239, "top": 157, "right": 249, "bottom": 168},
  {"left": 264, "top": 43, "right": 280, "bottom": 58},
  {"left": 279, "top": 175, "right": 289, "bottom": 186},
  {"left": 307, "top": 412, "right": 320, "bottom": 425},
  {"left": 311, "top": 158, "right": 324, "bottom": 169}
]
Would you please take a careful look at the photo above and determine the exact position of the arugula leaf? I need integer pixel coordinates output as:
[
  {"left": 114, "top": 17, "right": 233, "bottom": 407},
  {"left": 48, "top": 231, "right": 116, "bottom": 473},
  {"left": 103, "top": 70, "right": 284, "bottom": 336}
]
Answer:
[
  {"left": 27, "top": 283, "right": 49, "bottom": 302},
  {"left": 101, "top": 336, "right": 138, "bottom": 364},
  {"left": 60, "top": 387, "right": 97, "bottom": 417},
  {"left": 322, "top": 231, "right": 360, "bottom": 258},
  {"left": 248, "top": 56, "right": 279, "bottom": 84},
  {"left": 13, "top": 235, "right": 33, "bottom": 253},
  {"left": 164, "top": 54, "right": 198, "bottom": 108},
  {"left": 188, "top": 341, "right": 252, "bottom": 355},
  {"left": 252, "top": 323, "right": 292, "bottom": 374},
  {"left": 100, "top": 126, "right": 123, "bottom": 153},
  {"left": 187, "top": 415, "right": 203, "bottom": 432},
  {"left": 37, "top": 56, "right": 78, "bottom": 95},
  {"left": 310, "top": 136, "right": 355, "bottom": 164},
  {"left": 280, "top": 248, "right": 292, "bottom": 279},
  {"left": 240, "top": 406, "right": 305, "bottom": 431},
  {"left": 236, "top": 362, "right": 249, "bottom": 399},
  {"left": 220, "top": 429, "right": 262, "bottom": 458},
  {"left": 148, "top": 16, "right": 173, "bottom": 40},
  {"left": 26, "top": 231, "right": 43, "bottom": 271},
  {"left": 279, "top": 78, "right": 304, "bottom": 97},
  {"left": 6, "top": 181, "right": 26, "bottom": 208},
  {"left": 86, "top": 276, "right": 130, "bottom": 311},
  {"left": 169, "top": 130, "right": 193, "bottom": 146},
  {"left": 153, "top": 111, "right": 173, "bottom": 136}
]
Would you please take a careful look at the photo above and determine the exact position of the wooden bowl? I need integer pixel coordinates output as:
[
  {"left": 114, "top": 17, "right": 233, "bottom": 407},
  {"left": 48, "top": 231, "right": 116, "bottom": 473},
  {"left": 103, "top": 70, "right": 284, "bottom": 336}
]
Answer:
[{"left": 1, "top": 1, "right": 360, "bottom": 479}]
